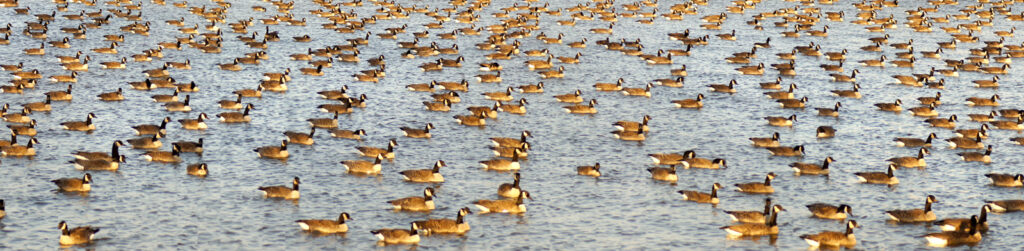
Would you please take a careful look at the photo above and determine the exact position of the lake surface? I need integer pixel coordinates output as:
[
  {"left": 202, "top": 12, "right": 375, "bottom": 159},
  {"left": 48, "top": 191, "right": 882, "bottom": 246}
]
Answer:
[{"left": 1, "top": 0, "right": 1024, "bottom": 250}]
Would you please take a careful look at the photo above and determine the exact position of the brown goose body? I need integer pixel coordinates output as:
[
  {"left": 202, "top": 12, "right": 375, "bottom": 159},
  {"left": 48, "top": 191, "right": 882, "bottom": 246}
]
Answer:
[
  {"left": 414, "top": 208, "right": 471, "bottom": 235},
  {"left": 388, "top": 188, "right": 436, "bottom": 211},
  {"left": 735, "top": 173, "right": 776, "bottom": 193},
  {"left": 399, "top": 160, "right": 445, "bottom": 182},
  {"left": 297, "top": 212, "right": 350, "bottom": 233},
  {"left": 806, "top": 203, "right": 853, "bottom": 220},
  {"left": 258, "top": 177, "right": 300, "bottom": 200},
  {"left": 886, "top": 195, "right": 937, "bottom": 222},
  {"left": 724, "top": 198, "right": 773, "bottom": 223},
  {"left": 721, "top": 205, "right": 785, "bottom": 236},
  {"left": 678, "top": 183, "right": 721, "bottom": 204},
  {"left": 53, "top": 173, "right": 92, "bottom": 192},
  {"left": 801, "top": 220, "right": 858, "bottom": 248}
]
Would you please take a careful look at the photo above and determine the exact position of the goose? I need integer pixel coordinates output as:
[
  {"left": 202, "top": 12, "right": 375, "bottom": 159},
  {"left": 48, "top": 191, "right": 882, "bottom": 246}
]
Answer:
[
  {"left": 830, "top": 69, "right": 858, "bottom": 82},
  {"left": 678, "top": 183, "right": 721, "bottom": 204},
  {"left": 343, "top": 154, "right": 384, "bottom": 175},
  {"left": 491, "top": 142, "right": 530, "bottom": 158},
  {"left": 454, "top": 114, "right": 487, "bottom": 126},
  {"left": 985, "top": 173, "right": 1023, "bottom": 187},
  {"left": 97, "top": 88, "right": 124, "bottom": 101},
  {"left": 830, "top": 84, "right": 861, "bottom": 98},
  {"left": 621, "top": 83, "right": 653, "bottom": 97},
  {"left": 7, "top": 120, "right": 36, "bottom": 136},
  {"left": 749, "top": 132, "right": 780, "bottom": 147},
  {"left": 791, "top": 156, "right": 834, "bottom": 175},
  {"left": 217, "top": 104, "right": 253, "bottom": 123},
  {"left": 491, "top": 131, "right": 532, "bottom": 147},
  {"left": 648, "top": 165, "right": 679, "bottom": 182},
  {"left": 652, "top": 77, "right": 684, "bottom": 88},
  {"left": 436, "top": 80, "right": 469, "bottom": 92},
  {"left": 895, "top": 133, "right": 937, "bottom": 147},
  {"left": 767, "top": 145, "right": 804, "bottom": 157},
  {"left": 553, "top": 90, "right": 583, "bottom": 103},
  {"left": 414, "top": 207, "right": 471, "bottom": 235},
  {"left": 967, "top": 111, "right": 998, "bottom": 122},
  {"left": 473, "top": 190, "right": 531, "bottom": 214},
  {"left": 0, "top": 137, "right": 37, "bottom": 156},
  {"left": 307, "top": 113, "right": 340, "bottom": 129},
  {"left": 217, "top": 94, "right": 244, "bottom": 109},
  {"left": 100, "top": 57, "right": 127, "bottom": 69},
  {"left": 255, "top": 140, "right": 289, "bottom": 160},
  {"left": 935, "top": 205, "right": 990, "bottom": 232},
  {"left": 163, "top": 95, "right": 191, "bottom": 112},
  {"left": 0, "top": 83, "right": 24, "bottom": 94},
  {"left": 682, "top": 151, "right": 727, "bottom": 169},
  {"left": 765, "top": 84, "right": 797, "bottom": 99},
  {"left": 724, "top": 198, "right": 773, "bottom": 223},
  {"left": 356, "top": 139, "right": 397, "bottom": 159},
  {"left": 947, "top": 133, "right": 985, "bottom": 149},
  {"left": 671, "top": 94, "right": 704, "bottom": 109},
  {"left": 179, "top": 113, "right": 209, "bottom": 130},
  {"left": 371, "top": 222, "right": 421, "bottom": 245},
  {"left": 0, "top": 199, "right": 4, "bottom": 219},
  {"left": 517, "top": 82, "right": 543, "bottom": 93},
  {"left": 496, "top": 99, "right": 528, "bottom": 114},
  {"left": 71, "top": 155, "right": 125, "bottom": 171},
  {"left": 985, "top": 199, "right": 1024, "bottom": 212},
  {"left": 966, "top": 94, "right": 1000, "bottom": 106},
  {"left": 258, "top": 177, "right": 300, "bottom": 200},
  {"left": 801, "top": 220, "right": 858, "bottom": 248},
  {"left": 721, "top": 205, "right": 785, "bottom": 236},
  {"left": 61, "top": 113, "right": 96, "bottom": 131},
  {"left": 564, "top": 99, "right": 598, "bottom": 114},
  {"left": 283, "top": 128, "right": 315, "bottom": 145},
  {"left": 806, "top": 203, "right": 854, "bottom": 219},
  {"left": 297, "top": 212, "right": 350, "bottom": 233},
  {"left": 133, "top": 117, "right": 170, "bottom": 135},
  {"left": 958, "top": 145, "right": 992, "bottom": 163},
  {"left": 143, "top": 145, "right": 182, "bottom": 163},
  {"left": 816, "top": 102, "right": 842, "bottom": 117},
  {"left": 53, "top": 173, "right": 91, "bottom": 192},
  {"left": 497, "top": 173, "right": 522, "bottom": 198},
  {"left": 58, "top": 221, "right": 100, "bottom": 245},
  {"left": 874, "top": 99, "right": 903, "bottom": 112},
  {"left": 330, "top": 129, "right": 366, "bottom": 140},
  {"left": 613, "top": 115, "right": 650, "bottom": 132},
  {"left": 1, "top": 107, "right": 31, "bottom": 123},
  {"left": 736, "top": 173, "right": 776, "bottom": 193},
  {"left": 388, "top": 187, "right": 436, "bottom": 211},
  {"left": 173, "top": 138, "right": 203, "bottom": 154},
  {"left": 886, "top": 195, "right": 937, "bottom": 222},
  {"left": 708, "top": 79, "right": 737, "bottom": 93},
  {"left": 923, "top": 216, "right": 981, "bottom": 247},
  {"left": 187, "top": 163, "right": 208, "bottom": 177},
  {"left": 480, "top": 149, "right": 522, "bottom": 171},
  {"left": 576, "top": 163, "right": 601, "bottom": 177},
  {"left": 817, "top": 126, "right": 837, "bottom": 138},
  {"left": 400, "top": 160, "right": 445, "bottom": 182},
  {"left": 23, "top": 96, "right": 52, "bottom": 112},
  {"left": 736, "top": 63, "right": 765, "bottom": 75},
  {"left": 0, "top": 132, "right": 15, "bottom": 147},
  {"left": 888, "top": 148, "right": 930, "bottom": 167},
  {"left": 127, "top": 133, "right": 163, "bottom": 149},
  {"left": 990, "top": 115, "right": 1024, "bottom": 131},
  {"left": 233, "top": 86, "right": 263, "bottom": 98},
  {"left": 765, "top": 115, "right": 797, "bottom": 127},
  {"left": 611, "top": 127, "right": 646, "bottom": 141},
  {"left": 855, "top": 164, "right": 900, "bottom": 184}
]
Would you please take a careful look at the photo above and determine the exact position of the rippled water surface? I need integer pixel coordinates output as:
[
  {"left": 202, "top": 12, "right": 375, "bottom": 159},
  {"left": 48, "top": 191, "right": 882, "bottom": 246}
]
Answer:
[{"left": 2, "top": 0, "right": 1024, "bottom": 250}]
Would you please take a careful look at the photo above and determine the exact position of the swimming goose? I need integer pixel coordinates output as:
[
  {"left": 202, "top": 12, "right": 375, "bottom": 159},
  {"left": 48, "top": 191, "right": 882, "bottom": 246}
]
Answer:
[
  {"left": 965, "top": 94, "right": 1000, "bottom": 107},
  {"left": 816, "top": 126, "right": 836, "bottom": 138},
  {"left": 330, "top": 129, "right": 366, "bottom": 140},
  {"left": 990, "top": 115, "right": 1024, "bottom": 131},
  {"left": 0, "top": 137, "right": 37, "bottom": 156},
  {"left": 736, "top": 63, "right": 765, "bottom": 75},
  {"left": 217, "top": 104, "right": 253, "bottom": 123},
  {"left": 887, "top": 195, "right": 937, "bottom": 222},
  {"left": 985, "top": 199, "right": 1024, "bottom": 212},
  {"left": 621, "top": 83, "right": 653, "bottom": 97},
  {"left": 151, "top": 89, "right": 179, "bottom": 103},
  {"left": 133, "top": 117, "right": 170, "bottom": 135},
  {"left": 143, "top": 145, "right": 182, "bottom": 163},
  {"left": 682, "top": 151, "right": 727, "bottom": 169},
  {"left": 491, "top": 131, "right": 532, "bottom": 147},
  {"left": 163, "top": 95, "right": 191, "bottom": 112},
  {"left": 764, "top": 84, "right": 797, "bottom": 99},
  {"left": 60, "top": 113, "right": 96, "bottom": 131},
  {"left": 935, "top": 205, "right": 990, "bottom": 232},
  {"left": 553, "top": 89, "right": 583, "bottom": 103},
  {"left": 454, "top": 114, "right": 487, "bottom": 126},
  {"left": 497, "top": 173, "right": 522, "bottom": 198},
  {"left": 97, "top": 88, "right": 124, "bottom": 101},
  {"left": 856, "top": 164, "right": 900, "bottom": 184},
  {"left": 216, "top": 94, "right": 244, "bottom": 110},
  {"left": 343, "top": 154, "right": 384, "bottom": 175},
  {"left": 985, "top": 173, "right": 1023, "bottom": 187},
  {"left": 481, "top": 149, "right": 522, "bottom": 171},
  {"left": 801, "top": 220, "right": 858, "bottom": 248},
  {"left": 297, "top": 212, "right": 350, "bottom": 233},
  {"left": 254, "top": 140, "right": 289, "bottom": 159},
  {"left": 517, "top": 82, "right": 544, "bottom": 93},
  {"left": 767, "top": 145, "right": 804, "bottom": 157},
  {"left": 400, "top": 160, "right": 445, "bottom": 182},
  {"left": 830, "top": 84, "right": 861, "bottom": 98},
  {"left": 957, "top": 145, "right": 992, "bottom": 163},
  {"left": 187, "top": 163, "right": 208, "bottom": 177},
  {"left": 2, "top": 107, "right": 31, "bottom": 123},
  {"left": 497, "top": 99, "right": 528, "bottom": 114},
  {"left": 23, "top": 96, "right": 51, "bottom": 112},
  {"left": 127, "top": 132, "right": 164, "bottom": 149},
  {"left": 53, "top": 173, "right": 91, "bottom": 192},
  {"left": 736, "top": 173, "right": 776, "bottom": 193},
  {"left": 59, "top": 221, "right": 100, "bottom": 245},
  {"left": 967, "top": 111, "right": 998, "bottom": 122},
  {"left": 7, "top": 120, "right": 35, "bottom": 136},
  {"left": 895, "top": 133, "right": 937, "bottom": 147},
  {"left": 178, "top": 113, "right": 209, "bottom": 130},
  {"left": 947, "top": 133, "right": 985, "bottom": 149},
  {"left": 708, "top": 79, "right": 737, "bottom": 93},
  {"left": 671, "top": 94, "right": 704, "bottom": 109},
  {"left": 371, "top": 222, "right": 421, "bottom": 245},
  {"left": 791, "top": 156, "right": 834, "bottom": 175},
  {"left": 473, "top": 190, "right": 531, "bottom": 214},
  {"left": 71, "top": 154, "right": 124, "bottom": 171},
  {"left": 721, "top": 205, "right": 784, "bottom": 236},
  {"left": 173, "top": 138, "right": 203, "bottom": 154},
  {"left": 648, "top": 165, "right": 679, "bottom": 182},
  {"left": 308, "top": 113, "right": 340, "bottom": 128},
  {"left": 765, "top": 115, "right": 797, "bottom": 127},
  {"left": 576, "top": 163, "right": 601, "bottom": 177},
  {"left": 613, "top": 115, "right": 651, "bottom": 132},
  {"left": 923, "top": 216, "right": 981, "bottom": 247},
  {"left": 724, "top": 198, "right": 773, "bottom": 223},
  {"left": 233, "top": 86, "right": 263, "bottom": 98},
  {"left": 816, "top": 102, "right": 841, "bottom": 117},
  {"left": 564, "top": 99, "right": 598, "bottom": 114},
  {"left": 830, "top": 69, "right": 858, "bottom": 82},
  {"left": 284, "top": 128, "right": 315, "bottom": 145},
  {"left": 356, "top": 139, "right": 397, "bottom": 159},
  {"left": 400, "top": 123, "right": 434, "bottom": 138},
  {"left": 874, "top": 99, "right": 902, "bottom": 112},
  {"left": 678, "top": 183, "right": 721, "bottom": 204},
  {"left": 414, "top": 207, "right": 471, "bottom": 235},
  {"left": 749, "top": 132, "right": 780, "bottom": 147},
  {"left": 888, "top": 148, "right": 929, "bottom": 167},
  {"left": 388, "top": 187, "right": 436, "bottom": 211},
  {"left": 258, "top": 177, "right": 300, "bottom": 200},
  {"left": 0, "top": 133, "right": 15, "bottom": 147}
]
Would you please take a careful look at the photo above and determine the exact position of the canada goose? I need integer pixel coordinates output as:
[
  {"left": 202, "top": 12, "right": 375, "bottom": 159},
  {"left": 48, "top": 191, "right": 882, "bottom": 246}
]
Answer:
[
  {"left": 965, "top": 94, "right": 1000, "bottom": 107},
  {"left": 816, "top": 102, "right": 842, "bottom": 117},
  {"left": 895, "top": 133, "right": 937, "bottom": 147},
  {"left": 371, "top": 222, "right": 421, "bottom": 245},
  {"left": 856, "top": 164, "right": 900, "bottom": 185},
  {"left": 143, "top": 144, "right": 182, "bottom": 163},
  {"left": 986, "top": 173, "right": 1023, "bottom": 187},
  {"left": 481, "top": 149, "right": 523, "bottom": 171},
  {"left": 254, "top": 140, "right": 289, "bottom": 160},
  {"left": 23, "top": 96, "right": 52, "bottom": 112},
  {"left": 647, "top": 164, "right": 679, "bottom": 182},
  {"left": 61, "top": 113, "right": 96, "bottom": 131},
  {"left": 258, "top": 177, "right": 300, "bottom": 200},
  {"left": 297, "top": 212, "right": 350, "bottom": 233},
  {"left": 708, "top": 79, "right": 737, "bottom": 93},
  {"left": 990, "top": 115, "right": 1024, "bottom": 131},
  {"left": 613, "top": 115, "right": 650, "bottom": 132},
  {"left": 620, "top": 83, "right": 653, "bottom": 97},
  {"left": 721, "top": 205, "right": 785, "bottom": 237},
  {"left": 356, "top": 139, "right": 397, "bottom": 159},
  {"left": 574, "top": 162, "right": 601, "bottom": 177},
  {"left": 343, "top": 154, "right": 384, "bottom": 175},
  {"left": 473, "top": 190, "right": 531, "bottom": 214},
  {"left": 801, "top": 220, "right": 858, "bottom": 248},
  {"left": 724, "top": 198, "right": 773, "bottom": 223},
  {"left": 806, "top": 203, "right": 854, "bottom": 220},
  {"left": 179, "top": 113, "right": 210, "bottom": 130},
  {"left": 967, "top": 111, "right": 998, "bottom": 122},
  {"left": 58, "top": 221, "right": 100, "bottom": 245},
  {"left": 830, "top": 69, "right": 858, "bottom": 82},
  {"left": 815, "top": 126, "right": 836, "bottom": 138},
  {"left": 217, "top": 104, "right": 253, "bottom": 123},
  {"left": 100, "top": 57, "right": 127, "bottom": 69},
  {"left": 388, "top": 187, "right": 436, "bottom": 211},
  {"left": 830, "top": 84, "right": 861, "bottom": 98},
  {"left": 736, "top": 63, "right": 765, "bottom": 75},
  {"left": 765, "top": 84, "right": 797, "bottom": 100},
  {"left": 436, "top": 80, "right": 469, "bottom": 92},
  {"left": 133, "top": 117, "right": 170, "bottom": 135},
  {"left": 454, "top": 114, "right": 487, "bottom": 126},
  {"left": 163, "top": 95, "right": 191, "bottom": 112},
  {"left": 678, "top": 183, "right": 721, "bottom": 204},
  {"left": 496, "top": 99, "right": 528, "bottom": 114},
  {"left": 280, "top": 128, "right": 315, "bottom": 145},
  {"left": 1, "top": 107, "right": 31, "bottom": 124},
  {"left": 935, "top": 205, "right": 990, "bottom": 232},
  {"left": 888, "top": 148, "right": 930, "bottom": 168},
  {"left": 0, "top": 137, "right": 37, "bottom": 156},
  {"left": 874, "top": 99, "right": 902, "bottom": 112},
  {"left": 7, "top": 120, "right": 36, "bottom": 136},
  {"left": 329, "top": 128, "right": 366, "bottom": 140},
  {"left": 957, "top": 145, "right": 992, "bottom": 163},
  {"left": 765, "top": 115, "right": 797, "bottom": 127},
  {"left": 517, "top": 82, "right": 543, "bottom": 93},
  {"left": 553, "top": 90, "right": 583, "bottom": 103},
  {"left": 564, "top": 99, "right": 598, "bottom": 114},
  {"left": 923, "top": 216, "right": 981, "bottom": 247},
  {"left": 736, "top": 173, "right": 776, "bottom": 193},
  {"left": 791, "top": 156, "right": 834, "bottom": 175},
  {"left": 491, "top": 131, "right": 532, "bottom": 147},
  {"left": 496, "top": 172, "right": 523, "bottom": 198},
  {"left": 126, "top": 132, "right": 164, "bottom": 149},
  {"left": 669, "top": 93, "right": 704, "bottom": 109},
  {"left": 234, "top": 86, "right": 263, "bottom": 98},
  {"left": 414, "top": 207, "right": 471, "bottom": 235},
  {"left": 187, "top": 163, "right": 208, "bottom": 177},
  {"left": 97, "top": 88, "right": 124, "bottom": 101},
  {"left": 985, "top": 199, "right": 1024, "bottom": 212},
  {"left": 887, "top": 195, "right": 938, "bottom": 222},
  {"left": 767, "top": 145, "right": 804, "bottom": 157},
  {"left": 400, "top": 160, "right": 445, "bottom": 182},
  {"left": 53, "top": 173, "right": 91, "bottom": 192},
  {"left": 172, "top": 138, "right": 203, "bottom": 154},
  {"left": 947, "top": 133, "right": 985, "bottom": 149}
]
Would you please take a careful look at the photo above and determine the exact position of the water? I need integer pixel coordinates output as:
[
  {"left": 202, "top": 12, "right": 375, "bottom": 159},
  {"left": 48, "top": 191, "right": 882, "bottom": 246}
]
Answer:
[{"left": 1, "top": 0, "right": 1024, "bottom": 249}]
